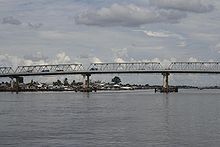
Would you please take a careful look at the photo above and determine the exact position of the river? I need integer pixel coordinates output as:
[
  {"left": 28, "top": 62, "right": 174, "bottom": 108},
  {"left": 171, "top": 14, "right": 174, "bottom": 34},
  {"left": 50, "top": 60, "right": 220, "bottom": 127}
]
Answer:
[{"left": 0, "top": 90, "right": 220, "bottom": 147}]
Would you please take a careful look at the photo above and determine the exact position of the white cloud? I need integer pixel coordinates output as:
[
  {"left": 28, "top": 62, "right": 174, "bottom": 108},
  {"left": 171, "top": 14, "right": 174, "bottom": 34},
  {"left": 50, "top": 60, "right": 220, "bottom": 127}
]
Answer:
[
  {"left": 0, "top": 52, "right": 71, "bottom": 68},
  {"left": 188, "top": 57, "right": 199, "bottom": 62},
  {"left": 177, "top": 41, "right": 186, "bottom": 47},
  {"left": 214, "top": 43, "right": 220, "bottom": 53},
  {"left": 134, "top": 30, "right": 184, "bottom": 39},
  {"left": 0, "top": 53, "right": 46, "bottom": 68},
  {"left": 114, "top": 58, "right": 125, "bottom": 63},
  {"left": 143, "top": 31, "right": 170, "bottom": 38},
  {"left": 90, "top": 57, "right": 102, "bottom": 63},
  {"left": 75, "top": 3, "right": 187, "bottom": 27},
  {"left": 112, "top": 48, "right": 128, "bottom": 59},
  {"left": 51, "top": 52, "right": 71, "bottom": 64},
  {"left": 149, "top": 0, "right": 214, "bottom": 13},
  {"left": 75, "top": 1, "right": 213, "bottom": 27},
  {"left": 24, "top": 52, "right": 48, "bottom": 62}
]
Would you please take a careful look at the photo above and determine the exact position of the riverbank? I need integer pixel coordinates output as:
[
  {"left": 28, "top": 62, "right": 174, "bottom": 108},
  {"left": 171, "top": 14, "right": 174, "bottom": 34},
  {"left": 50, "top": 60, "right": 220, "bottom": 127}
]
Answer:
[{"left": 0, "top": 86, "right": 219, "bottom": 93}]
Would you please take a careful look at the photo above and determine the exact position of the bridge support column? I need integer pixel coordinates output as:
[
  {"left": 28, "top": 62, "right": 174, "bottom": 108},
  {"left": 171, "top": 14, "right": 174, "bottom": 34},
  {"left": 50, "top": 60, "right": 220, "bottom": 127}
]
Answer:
[
  {"left": 14, "top": 77, "right": 23, "bottom": 94},
  {"left": 82, "top": 74, "right": 91, "bottom": 92},
  {"left": 15, "top": 77, "right": 19, "bottom": 94},
  {"left": 86, "top": 74, "right": 90, "bottom": 90},
  {"left": 162, "top": 72, "right": 169, "bottom": 93},
  {"left": 10, "top": 77, "right": 14, "bottom": 90}
]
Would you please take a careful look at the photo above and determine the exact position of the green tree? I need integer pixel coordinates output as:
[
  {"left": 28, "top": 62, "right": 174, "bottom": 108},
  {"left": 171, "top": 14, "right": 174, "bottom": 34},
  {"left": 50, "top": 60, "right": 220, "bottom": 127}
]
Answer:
[
  {"left": 112, "top": 76, "right": 121, "bottom": 84},
  {"left": 64, "top": 78, "right": 69, "bottom": 86},
  {"left": 53, "top": 79, "right": 63, "bottom": 86},
  {"left": 57, "top": 79, "right": 63, "bottom": 86},
  {"left": 71, "top": 80, "right": 76, "bottom": 86}
]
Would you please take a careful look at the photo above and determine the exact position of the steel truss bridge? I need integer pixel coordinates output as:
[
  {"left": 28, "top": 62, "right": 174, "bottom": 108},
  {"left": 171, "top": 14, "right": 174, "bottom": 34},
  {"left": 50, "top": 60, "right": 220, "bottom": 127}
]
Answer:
[
  {"left": 1, "top": 62, "right": 220, "bottom": 76},
  {"left": 1, "top": 62, "right": 220, "bottom": 92}
]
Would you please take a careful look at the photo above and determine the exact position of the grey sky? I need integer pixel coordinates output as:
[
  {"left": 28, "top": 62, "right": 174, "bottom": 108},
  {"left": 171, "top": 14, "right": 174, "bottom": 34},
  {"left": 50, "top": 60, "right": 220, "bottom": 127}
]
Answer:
[{"left": 0, "top": 0, "right": 220, "bottom": 85}]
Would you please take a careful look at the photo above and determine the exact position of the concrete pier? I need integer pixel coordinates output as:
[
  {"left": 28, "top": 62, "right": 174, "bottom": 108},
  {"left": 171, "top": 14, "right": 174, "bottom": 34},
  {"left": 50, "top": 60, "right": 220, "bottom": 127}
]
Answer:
[
  {"left": 82, "top": 74, "right": 91, "bottom": 92},
  {"left": 162, "top": 72, "right": 169, "bottom": 93}
]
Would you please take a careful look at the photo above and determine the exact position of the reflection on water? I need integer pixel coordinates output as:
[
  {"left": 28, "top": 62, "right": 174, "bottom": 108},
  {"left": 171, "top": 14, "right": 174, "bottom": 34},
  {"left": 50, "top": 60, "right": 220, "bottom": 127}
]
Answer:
[{"left": 0, "top": 90, "right": 220, "bottom": 147}]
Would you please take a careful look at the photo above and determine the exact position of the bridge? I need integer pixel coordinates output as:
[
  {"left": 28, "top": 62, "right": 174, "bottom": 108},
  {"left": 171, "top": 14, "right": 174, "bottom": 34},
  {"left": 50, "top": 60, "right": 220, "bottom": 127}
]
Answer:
[{"left": 1, "top": 62, "right": 220, "bottom": 92}]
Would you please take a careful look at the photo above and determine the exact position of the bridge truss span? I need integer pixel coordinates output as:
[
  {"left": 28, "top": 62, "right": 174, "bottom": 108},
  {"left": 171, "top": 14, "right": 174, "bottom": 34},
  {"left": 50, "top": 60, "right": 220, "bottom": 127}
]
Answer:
[
  {"left": 168, "top": 62, "right": 220, "bottom": 72},
  {"left": 15, "top": 64, "right": 85, "bottom": 74},
  {"left": 1, "top": 62, "right": 220, "bottom": 77},
  {"left": 88, "top": 62, "right": 163, "bottom": 72},
  {"left": 0, "top": 67, "right": 14, "bottom": 75}
]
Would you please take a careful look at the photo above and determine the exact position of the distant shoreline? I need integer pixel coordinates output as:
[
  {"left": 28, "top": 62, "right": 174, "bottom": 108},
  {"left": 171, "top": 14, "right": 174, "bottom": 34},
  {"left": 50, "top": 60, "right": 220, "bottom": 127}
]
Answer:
[{"left": 0, "top": 87, "right": 220, "bottom": 93}]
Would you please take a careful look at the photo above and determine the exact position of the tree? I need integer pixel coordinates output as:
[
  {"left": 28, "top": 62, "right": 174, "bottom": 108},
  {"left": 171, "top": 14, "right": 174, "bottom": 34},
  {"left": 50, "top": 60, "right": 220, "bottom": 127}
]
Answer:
[
  {"left": 63, "top": 78, "right": 69, "bottom": 86},
  {"left": 112, "top": 76, "right": 121, "bottom": 84},
  {"left": 57, "top": 80, "right": 63, "bottom": 86},
  {"left": 71, "top": 80, "right": 76, "bottom": 86},
  {"left": 53, "top": 79, "right": 63, "bottom": 86}
]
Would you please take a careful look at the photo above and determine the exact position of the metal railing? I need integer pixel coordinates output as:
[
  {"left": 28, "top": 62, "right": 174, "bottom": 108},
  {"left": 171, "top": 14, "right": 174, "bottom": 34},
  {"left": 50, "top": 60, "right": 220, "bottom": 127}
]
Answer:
[
  {"left": 168, "top": 62, "right": 220, "bottom": 71},
  {"left": 0, "top": 67, "right": 14, "bottom": 74},
  {"left": 1, "top": 62, "right": 220, "bottom": 77},
  {"left": 15, "top": 64, "right": 84, "bottom": 73},
  {"left": 88, "top": 62, "right": 163, "bottom": 71}
]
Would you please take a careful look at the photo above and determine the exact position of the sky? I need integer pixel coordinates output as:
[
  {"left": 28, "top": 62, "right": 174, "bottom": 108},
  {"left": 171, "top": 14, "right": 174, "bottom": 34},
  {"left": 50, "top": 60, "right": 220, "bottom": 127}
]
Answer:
[{"left": 1, "top": 0, "right": 220, "bottom": 85}]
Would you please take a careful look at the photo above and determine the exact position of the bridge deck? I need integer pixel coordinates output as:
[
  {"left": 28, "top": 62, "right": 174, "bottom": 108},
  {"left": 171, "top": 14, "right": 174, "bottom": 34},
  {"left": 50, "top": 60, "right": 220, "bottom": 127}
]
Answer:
[
  {"left": 1, "top": 62, "right": 220, "bottom": 77},
  {"left": 1, "top": 70, "right": 220, "bottom": 78}
]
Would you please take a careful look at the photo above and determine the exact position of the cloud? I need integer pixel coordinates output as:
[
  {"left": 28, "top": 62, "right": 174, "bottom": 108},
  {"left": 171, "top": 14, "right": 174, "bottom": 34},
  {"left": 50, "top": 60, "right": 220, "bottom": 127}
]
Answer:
[
  {"left": 143, "top": 30, "right": 170, "bottom": 38},
  {"left": 112, "top": 48, "right": 129, "bottom": 61},
  {"left": 214, "top": 43, "right": 220, "bottom": 53},
  {"left": 75, "top": 3, "right": 187, "bottom": 27},
  {"left": 1, "top": 16, "right": 42, "bottom": 29},
  {"left": 90, "top": 57, "right": 102, "bottom": 63},
  {"left": 188, "top": 57, "right": 199, "bottom": 62},
  {"left": 78, "top": 54, "right": 90, "bottom": 59},
  {"left": 2, "top": 16, "right": 22, "bottom": 25},
  {"left": 75, "top": 1, "right": 213, "bottom": 27},
  {"left": 134, "top": 30, "right": 184, "bottom": 39},
  {"left": 0, "top": 52, "right": 72, "bottom": 68},
  {"left": 0, "top": 53, "right": 44, "bottom": 68},
  {"left": 149, "top": 0, "right": 214, "bottom": 13},
  {"left": 28, "top": 23, "right": 43, "bottom": 29},
  {"left": 51, "top": 52, "right": 71, "bottom": 64},
  {"left": 39, "top": 31, "right": 72, "bottom": 40},
  {"left": 177, "top": 41, "right": 186, "bottom": 47},
  {"left": 114, "top": 58, "right": 125, "bottom": 63},
  {"left": 24, "top": 52, "right": 48, "bottom": 62}
]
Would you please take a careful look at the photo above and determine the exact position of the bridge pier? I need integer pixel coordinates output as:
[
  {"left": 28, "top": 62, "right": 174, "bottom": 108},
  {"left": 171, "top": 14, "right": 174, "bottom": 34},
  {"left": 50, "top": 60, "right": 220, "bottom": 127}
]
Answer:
[
  {"left": 162, "top": 72, "right": 169, "bottom": 93},
  {"left": 10, "top": 77, "right": 14, "bottom": 90},
  {"left": 82, "top": 74, "right": 91, "bottom": 92},
  {"left": 15, "top": 77, "right": 19, "bottom": 94},
  {"left": 9, "top": 77, "right": 20, "bottom": 93},
  {"left": 12, "top": 77, "right": 23, "bottom": 94}
]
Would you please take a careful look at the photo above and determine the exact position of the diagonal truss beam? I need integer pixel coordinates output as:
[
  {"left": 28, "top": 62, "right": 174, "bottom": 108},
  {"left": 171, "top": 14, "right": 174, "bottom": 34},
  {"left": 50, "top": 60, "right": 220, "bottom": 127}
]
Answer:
[
  {"left": 0, "top": 67, "right": 14, "bottom": 74},
  {"left": 168, "top": 62, "right": 220, "bottom": 71},
  {"left": 1, "top": 62, "right": 220, "bottom": 77},
  {"left": 88, "top": 62, "right": 163, "bottom": 71},
  {"left": 15, "top": 64, "right": 84, "bottom": 73}
]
